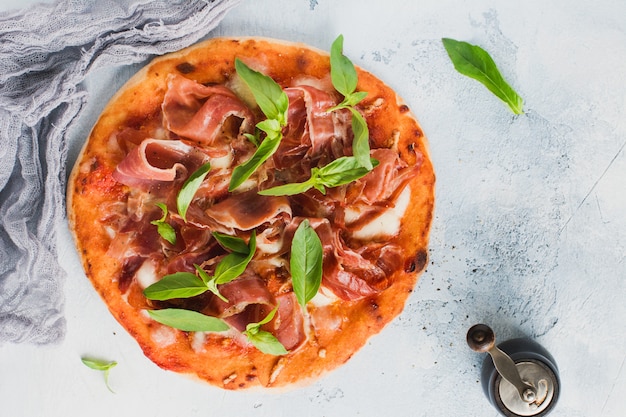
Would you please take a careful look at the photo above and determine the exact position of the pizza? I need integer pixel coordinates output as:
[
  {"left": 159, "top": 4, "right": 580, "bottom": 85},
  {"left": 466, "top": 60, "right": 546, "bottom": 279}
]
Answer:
[{"left": 67, "top": 36, "right": 435, "bottom": 389}]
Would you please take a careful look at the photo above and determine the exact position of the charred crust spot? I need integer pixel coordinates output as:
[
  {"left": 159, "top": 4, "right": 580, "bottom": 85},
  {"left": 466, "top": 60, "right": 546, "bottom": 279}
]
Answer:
[
  {"left": 89, "top": 159, "right": 101, "bottom": 172},
  {"left": 406, "top": 249, "right": 428, "bottom": 273},
  {"left": 405, "top": 258, "right": 416, "bottom": 273},
  {"left": 246, "top": 374, "right": 257, "bottom": 382},
  {"left": 399, "top": 104, "right": 410, "bottom": 113},
  {"left": 297, "top": 54, "right": 309, "bottom": 72},
  {"left": 369, "top": 300, "right": 383, "bottom": 321},
  {"left": 176, "top": 62, "right": 196, "bottom": 74}
]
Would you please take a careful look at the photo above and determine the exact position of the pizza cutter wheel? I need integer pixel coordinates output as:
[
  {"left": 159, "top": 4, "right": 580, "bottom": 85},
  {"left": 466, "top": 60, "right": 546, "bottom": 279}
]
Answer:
[{"left": 467, "top": 324, "right": 560, "bottom": 417}]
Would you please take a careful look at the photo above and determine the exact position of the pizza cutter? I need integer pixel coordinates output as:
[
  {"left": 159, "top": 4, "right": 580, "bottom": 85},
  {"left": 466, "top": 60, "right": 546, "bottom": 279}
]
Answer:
[{"left": 466, "top": 324, "right": 560, "bottom": 417}]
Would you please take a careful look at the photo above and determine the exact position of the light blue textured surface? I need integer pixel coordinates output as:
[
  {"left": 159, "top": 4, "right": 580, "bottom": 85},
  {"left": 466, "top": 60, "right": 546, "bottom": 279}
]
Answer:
[{"left": 1, "top": 1, "right": 624, "bottom": 416}]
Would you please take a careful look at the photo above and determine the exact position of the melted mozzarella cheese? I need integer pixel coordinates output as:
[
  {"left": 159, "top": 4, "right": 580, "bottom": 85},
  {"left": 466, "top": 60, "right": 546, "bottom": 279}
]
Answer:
[
  {"left": 350, "top": 186, "right": 411, "bottom": 240},
  {"left": 210, "top": 153, "right": 233, "bottom": 170},
  {"left": 135, "top": 259, "right": 158, "bottom": 289},
  {"left": 309, "top": 289, "right": 340, "bottom": 307},
  {"left": 150, "top": 324, "right": 177, "bottom": 347},
  {"left": 191, "top": 332, "right": 206, "bottom": 353}
]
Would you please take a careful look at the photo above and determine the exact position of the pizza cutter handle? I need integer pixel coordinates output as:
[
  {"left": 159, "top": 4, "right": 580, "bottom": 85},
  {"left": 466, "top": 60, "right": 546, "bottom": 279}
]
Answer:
[{"left": 467, "top": 324, "right": 537, "bottom": 403}]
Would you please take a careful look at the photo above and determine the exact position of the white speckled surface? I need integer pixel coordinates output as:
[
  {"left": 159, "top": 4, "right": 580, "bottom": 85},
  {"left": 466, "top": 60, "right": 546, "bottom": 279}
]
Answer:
[{"left": 1, "top": 1, "right": 625, "bottom": 416}]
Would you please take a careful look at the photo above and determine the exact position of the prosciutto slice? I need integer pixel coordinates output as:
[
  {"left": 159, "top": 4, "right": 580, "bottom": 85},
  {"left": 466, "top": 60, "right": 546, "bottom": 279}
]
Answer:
[
  {"left": 208, "top": 271, "right": 275, "bottom": 331},
  {"left": 270, "top": 293, "right": 306, "bottom": 351},
  {"left": 203, "top": 190, "right": 292, "bottom": 233},
  {"left": 273, "top": 85, "right": 345, "bottom": 172},
  {"left": 162, "top": 74, "right": 255, "bottom": 150},
  {"left": 345, "top": 147, "right": 422, "bottom": 206},
  {"left": 316, "top": 220, "right": 389, "bottom": 301},
  {"left": 284, "top": 218, "right": 389, "bottom": 301},
  {"left": 112, "top": 138, "right": 207, "bottom": 191}
]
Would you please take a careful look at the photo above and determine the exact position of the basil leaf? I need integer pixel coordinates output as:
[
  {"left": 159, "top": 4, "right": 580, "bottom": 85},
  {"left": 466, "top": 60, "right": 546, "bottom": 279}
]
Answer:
[
  {"left": 177, "top": 162, "right": 211, "bottom": 222},
  {"left": 328, "top": 36, "right": 371, "bottom": 169},
  {"left": 257, "top": 177, "right": 316, "bottom": 196},
  {"left": 316, "top": 156, "right": 379, "bottom": 188},
  {"left": 243, "top": 305, "right": 288, "bottom": 355},
  {"left": 235, "top": 58, "right": 289, "bottom": 125},
  {"left": 229, "top": 134, "right": 282, "bottom": 191},
  {"left": 258, "top": 157, "right": 378, "bottom": 197},
  {"left": 330, "top": 34, "right": 358, "bottom": 97},
  {"left": 344, "top": 91, "right": 368, "bottom": 107},
  {"left": 81, "top": 357, "right": 117, "bottom": 393},
  {"left": 256, "top": 303, "right": 280, "bottom": 327},
  {"left": 213, "top": 231, "right": 256, "bottom": 285},
  {"left": 290, "top": 219, "right": 323, "bottom": 307},
  {"left": 81, "top": 358, "right": 117, "bottom": 372},
  {"left": 348, "top": 108, "right": 372, "bottom": 170},
  {"left": 442, "top": 38, "right": 524, "bottom": 115},
  {"left": 194, "top": 265, "right": 228, "bottom": 303},
  {"left": 245, "top": 330, "right": 288, "bottom": 356},
  {"left": 147, "top": 309, "right": 229, "bottom": 332},
  {"left": 244, "top": 130, "right": 260, "bottom": 147},
  {"left": 212, "top": 232, "right": 249, "bottom": 254},
  {"left": 150, "top": 203, "right": 176, "bottom": 245},
  {"left": 256, "top": 118, "right": 282, "bottom": 139},
  {"left": 143, "top": 272, "right": 208, "bottom": 301}
]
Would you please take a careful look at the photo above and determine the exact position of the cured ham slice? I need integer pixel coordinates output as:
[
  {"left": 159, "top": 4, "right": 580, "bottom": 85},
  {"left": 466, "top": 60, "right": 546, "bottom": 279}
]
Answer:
[
  {"left": 203, "top": 190, "right": 292, "bottom": 233},
  {"left": 312, "top": 219, "right": 388, "bottom": 301},
  {"left": 345, "top": 147, "right": 422, "bottom": 206},
  {"left": 270, "top": 293, "right": 306, "bottom": 351},
  {"left": 272, "top": 85, "right": 349, "bottom": 173},
  {"left": 162, "top": 74, "right": 255, "bottom": 151},
  {"left": 208, "top": 271, "right": 275, "bottom": 331},
  {"left": 112, "top": 138, "right": 207, "bottom": 190}
]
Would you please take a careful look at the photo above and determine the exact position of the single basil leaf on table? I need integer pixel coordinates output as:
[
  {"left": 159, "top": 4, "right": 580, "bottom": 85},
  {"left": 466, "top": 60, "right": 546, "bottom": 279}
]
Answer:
[
  {"left": 147, "top": 308, "right": 230, "bottom": 332},
  {"left": 150, "top": 202, "right": 176, "bottom": 245},
  {"left": 442, "top": 37, "right": 524, "bottom": 115},
  {"left": 143, "top": 271, "right": 208, "bottom": 301},
  {"left": 81, "top": 357, "right": 117, "bottom": 393},
  {"left": 243, "top": 305, "right": 288, "bottom": 355},
  {"left": 177, "top": 162, "right": 211, "bottom": 222},
  {"left": 290, "top": 219, "right": 323, "bottom": 308}
]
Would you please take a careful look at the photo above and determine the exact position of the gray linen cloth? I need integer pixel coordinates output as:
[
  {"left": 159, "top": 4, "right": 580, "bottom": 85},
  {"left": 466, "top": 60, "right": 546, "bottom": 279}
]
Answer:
[{"left": 0, "top": 0, "right": 240, "bottom": 345}]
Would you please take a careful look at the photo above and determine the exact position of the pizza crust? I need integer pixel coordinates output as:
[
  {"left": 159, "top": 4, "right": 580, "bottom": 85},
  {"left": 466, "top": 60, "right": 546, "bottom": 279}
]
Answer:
[{"left": 67, "top": 37, "right": 435, "bottom": 389}]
